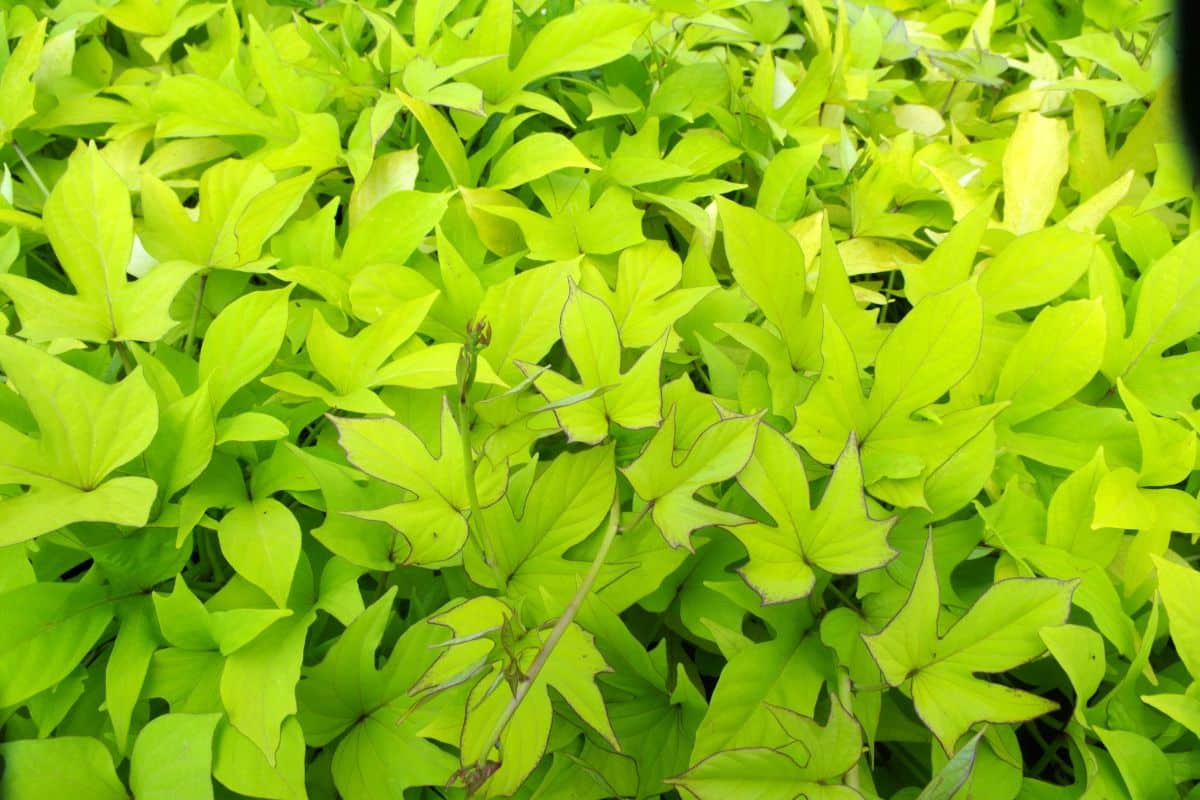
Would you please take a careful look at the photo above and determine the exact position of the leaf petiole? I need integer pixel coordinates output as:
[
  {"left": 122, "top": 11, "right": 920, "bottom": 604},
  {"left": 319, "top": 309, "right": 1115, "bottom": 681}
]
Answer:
[
  {"left": 12, "top": 141, "right": 50, "bottom": 200},
  {"left": 183, "top": 273, "right": 208, "bottom": 357},
  {"left": 456, "top": 318, "right": 504, "bottom": 584},
  {"left": 467, "top": 498, "right": 648, "bottom": 791}
]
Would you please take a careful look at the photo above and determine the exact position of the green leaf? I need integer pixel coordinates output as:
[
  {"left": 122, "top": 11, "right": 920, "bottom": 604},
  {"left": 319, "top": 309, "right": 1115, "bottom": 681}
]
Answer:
[
  {"left": 537, "top": 622, "right": 620, "bottom": 748},
  {"left": 866, "top": 280, "right": 983, "bottom": 427},
  {"left": 1151, "top": 555, "right": 1200, "bottom": 680},
  {"left": 1091, "top": 466, "right": 1200, "bottom": 533},
  {"left": 650, "top": 62, "right": 733, "bottom": 122},
  {"left": 349, "top": 149, "right": 419, "bottom": 224},
  {"left": 0, "top": 582, "right": 115, "bottom": 707},
  {"left": 479, "top": 258, "right": 579, "bottom": 383},
  {"left": 0, "top": 20, "right": 46, "bottom": 141},
  {"left": 198, "top": 285, "right": 291, "bottom": 412},
  {"left": 733, "top": 425, "right": 895, "bottom": 602},
  {"left": 690, "top": 635, "right": 830, "bottom": 760},
  {"left": 670, "top": 747, "right": 862, "bottom": 800},
  {"left": 152, "top": 73, "right": 283, "bottom": 139},
  {"left": 756, "top": 143, "right": 824, "bottom": 222},
  {"left": 479, "top": 184, "right": 644, "bottom": 261},
  {"left": 264, "top": 295, "right": 439, "bottom": 414},
  {"left": 310, "top": 298, "right": 435, "bottom": 394},
  {"left": 903, "top": 195, "right": 995, "bottom": 306},
  {"left": 416, "top": 595, "right": 510, "bottom": 695},
  {"left": 1092, "top": 727, "right": 1176, "bottom": 800},
  {"left": 995, "top": 298, "right": 1107, "bottom": 425},
  {"left": 916, "top": 729, "right": 985, "bottom": 800},
  {"left": 0, "top": 477, "right": 159, "bottom": 547},
  {"left": 716, "top": 198, "right": 809, "bottom": 366},
  {"left": 502, "top": 4, "right": 652, "bottom": 95},
  {"left": 792, "top": 282, "right": 986, "bottom": 469},
  {"left": 153, "top": 576, "right": 217, "bottom": 650},
  {"left": 300, "top": 586, "right": 405, "bottom": 738},
  {"left": 1061, "top": 33, "right": 1157, "bottom": 96},
  {"left": 1040, "top": 624, "right": 1105, "bottom": 711},
  {"left": 1045, "top": 448, "right": 1120, "bottom": 557},
  {"left": 213, "top": 717, "right": 308, "bottom": 800},
  {"left": 286, "top": 445, "right": 396, "bottom": 570},
  {"left": 0, "top": 336, "right": 158, "bottom": 489},
  {"left": 338, "top": 190, "right": 449, "bottom": 276},
  {"left": 298, "top": 588, "right": 461, "bottom": 797},
  {"left": 622, "top": 408, "right": 760, "bottom": 550},
  {"left": 150, "top": 161, "right": 311, "bottom": 268},
  {"left": 787, "top": 309, "right": 869, "bottom": 463},
  {"left": 526, "top": 279, "right": 666, "bottom": 444},
  {"left": 0, "top": 341, "right": 158, "bottom": 543},
  {"left": 374, "top": 342, "right": 504, "bottom": 392},
  {"left": 130, "top": 713, "right": 221, "bottom": 800},
  {"left": 462, "top": 622, "right": 618, "bottom": 796},
  {"left": 217, "top": 499, "right": 302, "bottom": 608},
  {"left": 220, "top": 614, "right": 312, "bottom": 763},
  {"left": 334, "top": 400, "right": 507, "bottom": 564},
  {"left": 581, "top": 240, "right": 713, "bottom": 349},
  {"left": 487, "top": 133, "right": 598, "bottom": 190},
  {"left": 106, "top": 600, "right": 159, "bottom": 754},
  {"left": 395, "top": 90, "right": 472, "bottom": 186},
  {"left": 978, "top": 227, "right": 1100, "bottom": 315},
  {"left": 768, "top": 698, "right": 864, "bottom": 782},
  {"left": 144, "top": 385, "right": 216, "bottom": 497},
  {"left": 0, "top": 737, "right": 128, "bottom": 800},
  {"left": 0, "top": 143, "right": 195, "bottom": 342},
  {"left": 1141, "top": 692, "right": 1200, "bottom": 739},
  {"left": 215, "top": 411, "right": 289, "bottom": 444},
  {"left": 141, "top": 162, "right": 309, "bottom": 269},
  {"left": 1119, "top": 381, "right": 1197, "bottom": 487},
  {"left": 473, "top": 445, "right": 616, "bottom": 604},
  {"left": 1109, "top": 232, "right": 1200, "bottom": 386},
  {"left": 331, "top": 712, "right": 459, "bottom": 800},
  {"left": 1002, "top": 112, "right": 1069, "bottom": 234},
  {"left": 862, "top": 537, "right": 1075, "bottom": 752},
  {"left": 462, "top": 663, "right": 554, "bottom": 797}
]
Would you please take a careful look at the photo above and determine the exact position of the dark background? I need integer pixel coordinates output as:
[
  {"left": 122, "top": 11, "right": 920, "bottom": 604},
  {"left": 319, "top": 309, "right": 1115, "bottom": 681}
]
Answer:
[{"left": 1179, "top": 2, "right": 1199, "bottom": 166}]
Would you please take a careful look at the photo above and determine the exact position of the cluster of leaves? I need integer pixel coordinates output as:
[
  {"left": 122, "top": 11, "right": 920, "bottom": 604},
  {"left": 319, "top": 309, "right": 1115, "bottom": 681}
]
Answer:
[{"left": 0, "top": 0, "right": 1194, "bottom": 797}]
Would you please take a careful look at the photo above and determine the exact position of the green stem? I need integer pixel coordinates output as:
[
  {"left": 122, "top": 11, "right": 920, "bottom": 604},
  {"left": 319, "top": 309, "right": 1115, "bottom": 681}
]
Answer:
[
  {"left": 470, "top": 500, "right": 648, "bottom": 780},
  {"left": 838, "top": 668, "right": 863, "bottom": 787},
  {"left": 201, "top": 530, "right": 227, "bottom": 584},
  {"left": 826, "top": 578, "right": 861, "bottom": 614},
  {"left": 1137, "top": 27, "right": 1156, "bottom": 67},
  {"left": 184, "top": 273, "right": 208, "bottom": 357},
  {"left": 114, "top": 340, "right": 135, "bottom": 376},
  {"left": 455, "top": 318, "right": 501, "bottom": 585},
  {"left": 939, "top": 79, "right": 958, "bottom": 115},
  {"left": 891, "top": 742, "right": 928, "bottom": 784},
  {"left": 456, "top": 389, "right": 504, "bottom": 585},
  {"left": 369, "top": 570, "right": 390, "bottom": 604},
  {"left": 12, "top": 142, "right": 50, "bottom": 200},
  {"left": 851, "top": 682, "right": 889, "bottom": 693},
  {"left": 1028, "top": 725, "right": 1072, "bottom": 778}
]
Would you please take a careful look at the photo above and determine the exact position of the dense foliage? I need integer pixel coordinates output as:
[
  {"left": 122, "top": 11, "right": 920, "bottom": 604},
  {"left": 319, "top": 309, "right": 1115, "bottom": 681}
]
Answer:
[{"left": 0, "top": 0, "right": 1193, "bottom": 797}]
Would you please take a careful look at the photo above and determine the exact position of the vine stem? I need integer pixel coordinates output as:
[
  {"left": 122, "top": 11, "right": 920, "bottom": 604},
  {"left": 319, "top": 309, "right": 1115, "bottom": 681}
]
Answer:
[
  {"left": 838, "top": 667, "right": 862, "bottom": 789},
  {"left": 455, "top": 318, "right": 507, "bottom": 588},
  {"left": 12, "top": 142, "right": 50, "bottom": 199},
  {"left": 826, "top": 578, "right": 861, "bottom": 614},
  {"left": 202, "top": 530, "right": 227, "bottom": 584},
  {"left": 114, "top": 340, "right": 135, "bottom": 376},
  {"left": 470, "top": 499, "right": 651, "bottom": 780},
  {"left": 939, "top": 78, "right": 958, "bottom": 115},
  {"left": 456, "top": 386, "right": 505, "bottom": 587},
  {"left": 183, "top": 273, "right": 208, "bottom": 357}
]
